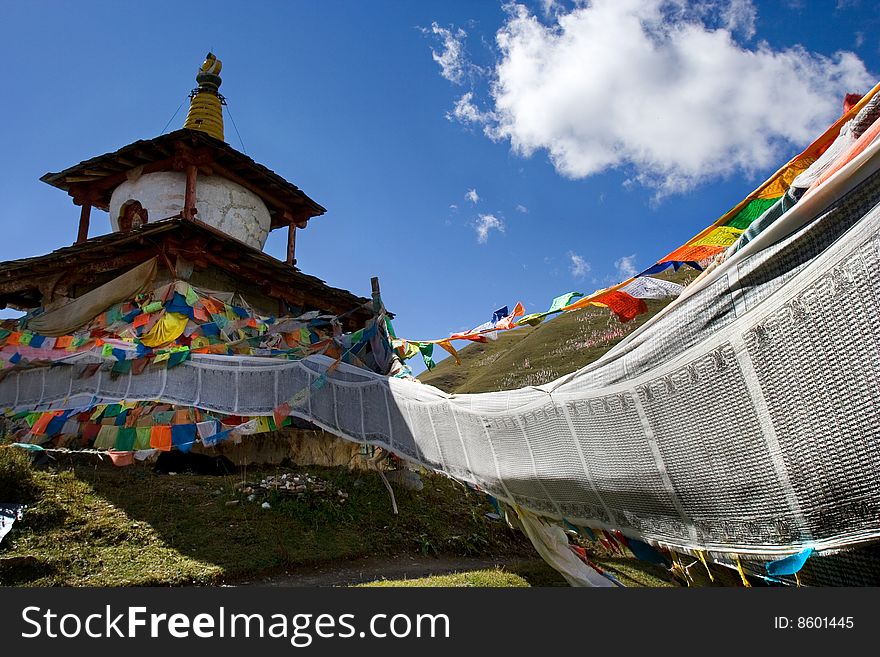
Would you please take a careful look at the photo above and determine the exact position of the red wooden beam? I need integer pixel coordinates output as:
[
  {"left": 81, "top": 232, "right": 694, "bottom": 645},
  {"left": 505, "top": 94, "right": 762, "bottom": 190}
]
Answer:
[
  {"left": 184, "top": 164, "right": 198, "bottom": 219},
  {"left": 286, "top": 223, "right": 297, "bottom": 265},
  {"left": 76, "top": 203, "right": 91, "bottom": 244}
]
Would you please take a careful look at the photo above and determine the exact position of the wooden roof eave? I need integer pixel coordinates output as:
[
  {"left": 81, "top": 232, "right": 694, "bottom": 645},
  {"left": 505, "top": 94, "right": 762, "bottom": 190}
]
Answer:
[
  {"left": 40, "top": 129, "right": 327, "bottom": 228},
  {"left": 0, "top": 220, "right": 377, "bottom": 322}
]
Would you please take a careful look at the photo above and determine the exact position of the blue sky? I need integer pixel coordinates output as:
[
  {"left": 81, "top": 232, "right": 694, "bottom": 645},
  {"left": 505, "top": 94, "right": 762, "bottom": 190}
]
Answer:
[{"left": 1, "top": 1, "right": 878, "bottom": 372}]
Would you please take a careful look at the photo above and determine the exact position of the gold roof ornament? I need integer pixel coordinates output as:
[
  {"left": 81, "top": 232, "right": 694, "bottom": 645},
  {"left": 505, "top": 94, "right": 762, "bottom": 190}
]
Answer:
[{"left": 183, "top": 52, "right": 225, "bottom": 141}]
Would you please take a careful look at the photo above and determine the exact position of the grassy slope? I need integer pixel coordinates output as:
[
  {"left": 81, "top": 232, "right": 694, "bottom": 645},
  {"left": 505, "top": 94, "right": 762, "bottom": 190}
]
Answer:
[{"left": 420, "top": 269, "right": 698, "bottom": 394}]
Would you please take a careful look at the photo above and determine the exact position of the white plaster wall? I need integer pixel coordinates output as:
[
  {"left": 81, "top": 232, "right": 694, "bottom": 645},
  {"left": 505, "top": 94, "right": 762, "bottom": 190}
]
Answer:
[{"left": 109, "top": 171, "right": 271, "bottom": 249}]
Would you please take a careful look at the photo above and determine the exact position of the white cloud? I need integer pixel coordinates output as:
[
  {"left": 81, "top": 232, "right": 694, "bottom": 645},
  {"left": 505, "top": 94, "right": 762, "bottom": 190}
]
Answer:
[
  {"left": 447, "top": 91, "right": 497, "bottom": 125},
  {"left": 442, "top": 1, "right": 872, "bottom": 195},
  {"left": 855, "top": 31, "right": 865, "bottom": 48},
  {"left": 516, "top": 204, "right": 529, "bottom": 213},
  {"left": 474, "top": 213, "right": 505, "bottom": 243},
  {"left": 540, "top": 0, "right": 563, "bottom": 18},
  {"left": 465, "top": 188, "right": 480, "bottom": 204},
  {"left": 423, "top": 22, "right": 474, "bottom": 85},
  {"left": 719, "top": 0, "right": 757, "bottom": 39},
  {"left": 568, "top": 251, "right": 591, "bottom": 278},
  {"left": 449, "top": 203, "right": 459, "bottom": 211},
  {"left": 615, "top": 254, "right": 639, "bottom": 278}
]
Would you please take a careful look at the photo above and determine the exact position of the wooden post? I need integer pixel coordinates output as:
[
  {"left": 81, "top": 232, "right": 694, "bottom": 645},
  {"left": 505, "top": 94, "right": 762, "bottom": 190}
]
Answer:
[
  {"left": 371, "top": 276, "right": 381, "bottom": 315},
  {"left": 184, "top": 164, "right": 198, "bottom": 219},
  {"left": 286, "top": 222, "right": 297, "bottom": 265},
  {"left": 76, "top": 203, "right": 91, "bottom": 244}
]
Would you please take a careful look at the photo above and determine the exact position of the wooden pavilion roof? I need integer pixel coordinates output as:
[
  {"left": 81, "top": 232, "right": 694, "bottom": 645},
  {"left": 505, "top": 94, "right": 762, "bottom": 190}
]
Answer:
[{"left": 40, "top": 129, "right": 326, "bottom": 229}]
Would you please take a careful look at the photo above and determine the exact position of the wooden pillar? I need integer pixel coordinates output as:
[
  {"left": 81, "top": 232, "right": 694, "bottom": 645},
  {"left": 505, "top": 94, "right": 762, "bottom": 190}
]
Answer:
[
  {"left": 184, "top": 164, "right": 198, "bottom": 219},
  {"left": 371, "top": 276, "right": 381, "bottom": 315},
  {"left": 76, "top": 203, "right": 91, "bottom": 244},
  {"left": 286, "top": 222, "right": 297, "bottom": 265}
]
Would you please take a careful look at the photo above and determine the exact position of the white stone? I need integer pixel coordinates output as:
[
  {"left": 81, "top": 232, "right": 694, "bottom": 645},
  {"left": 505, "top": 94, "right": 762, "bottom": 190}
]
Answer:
[{"left": 109, "top": 171, "right": 272, "bottom": 249}]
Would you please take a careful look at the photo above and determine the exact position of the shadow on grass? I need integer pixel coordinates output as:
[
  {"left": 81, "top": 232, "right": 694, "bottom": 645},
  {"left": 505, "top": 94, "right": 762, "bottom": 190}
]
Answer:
[{"left": 1, "top": 458, "right": 537, "bottom": 586}]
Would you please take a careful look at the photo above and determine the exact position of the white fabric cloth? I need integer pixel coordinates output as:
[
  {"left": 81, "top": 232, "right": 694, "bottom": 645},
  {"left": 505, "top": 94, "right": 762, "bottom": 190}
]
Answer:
[
  {"left": 618, "top": 276, "right": 684, "bottom": 299},
  {"left": 26, "top": 258, "right": 157, "bottom": 336},
  {"left": 5, "top": 137, "right": 880, "bottom": 562},
  {"left": 512, "top": 507, "right": 615, "bottom": 587}
]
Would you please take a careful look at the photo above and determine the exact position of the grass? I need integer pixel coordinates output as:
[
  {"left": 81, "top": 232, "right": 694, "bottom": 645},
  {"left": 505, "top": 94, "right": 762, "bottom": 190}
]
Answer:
[
  {"left": 359, "top": 568, "right": 540, "bottom": 587},
  {"left": 0, "top": 455, "right": 688, "bottom": 587},
  {"left": 0, "top": 458, "right": 545, "bottom": 587},
  {"left": 359, "top": 556, "right": 678, "bottom": 587},
  {"left": 0, "top": 446, "right": 38, "bottom": 502}
]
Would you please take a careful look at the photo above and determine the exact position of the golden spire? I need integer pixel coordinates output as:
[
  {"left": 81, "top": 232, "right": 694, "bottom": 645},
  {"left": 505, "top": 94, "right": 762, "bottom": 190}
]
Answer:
[{"left": 183, "top": 52, "right": 225, "bottom": 141}]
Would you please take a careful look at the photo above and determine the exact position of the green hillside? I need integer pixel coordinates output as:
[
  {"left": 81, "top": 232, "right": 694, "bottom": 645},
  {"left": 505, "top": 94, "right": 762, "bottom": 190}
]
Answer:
[{"left": 419, "top": 270, "right": 698, "bottom": 393}]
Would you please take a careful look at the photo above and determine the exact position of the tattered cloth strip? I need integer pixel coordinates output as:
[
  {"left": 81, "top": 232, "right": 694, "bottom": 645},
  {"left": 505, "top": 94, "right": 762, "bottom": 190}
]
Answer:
[
  {"left": 766, "top": 548, "right": 814, "bottom": 577},
  {"left": 0, "top": 504, "right": 25, "bottom": 545},
  {"left": 26, "top": 257, "right": 158, "bottom": 336},
  {"left": 509, "top": 507, "right": 615, "bottom": 587}
]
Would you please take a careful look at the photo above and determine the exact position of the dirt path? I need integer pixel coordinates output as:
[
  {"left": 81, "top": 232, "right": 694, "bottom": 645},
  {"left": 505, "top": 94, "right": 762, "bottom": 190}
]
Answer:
[{"left": 233, "top": 554, "right": 543, "bottom": 587}]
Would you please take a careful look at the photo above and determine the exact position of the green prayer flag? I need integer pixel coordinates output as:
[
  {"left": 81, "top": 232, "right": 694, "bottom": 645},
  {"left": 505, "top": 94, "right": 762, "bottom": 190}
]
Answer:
[
  {"left": 106, "top": 304, "right": 123, "bottom": 324},
  {"left": 384, "top": 317, "right": 397, "bottom": 339},
  {"left": 94, "top": 426, "right": 119, "bottom": 450},
  {"left": 725, "top": 197, "right": 778, "bottom": 230},
  {"left": 103, "top": 404, "right": 123, "bottom": 418},
  {"left": 418, "top": 343, "right": 435, "bottom": 370},
  {"left": 115, "top": 427, "right": 137, "bottom": 451},
  {"left": 167, "top": 349, "right": 190, "bottom": 369},
  {"left": 548, "top": 292, "right": 584, "bottom": 313},
  {"left": 185, "top": 285, "right": 199, "bottom": 307},
  {"left": 134, "top": 427, "right": 152, "bottom": 450},
  {"left": 142, "top": 301, "right": 163, "bottom": 314},
  {"left": 517, "top": 312, "right": 549, "bottom": 327},
  {"left": 112, "top": 359, "right": 132, "bottom": 374},
  {"left": 153, "top": 411, "right": 175, "bottom": 424}
]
